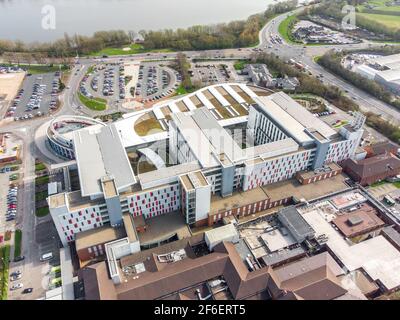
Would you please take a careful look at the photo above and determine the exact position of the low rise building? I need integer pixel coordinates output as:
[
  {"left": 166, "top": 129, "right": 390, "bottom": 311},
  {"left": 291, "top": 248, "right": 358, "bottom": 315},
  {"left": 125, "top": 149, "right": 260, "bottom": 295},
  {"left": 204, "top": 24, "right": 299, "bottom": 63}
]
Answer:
[{"left": 342, "top": 153, "right": 400, "bottom": 186}]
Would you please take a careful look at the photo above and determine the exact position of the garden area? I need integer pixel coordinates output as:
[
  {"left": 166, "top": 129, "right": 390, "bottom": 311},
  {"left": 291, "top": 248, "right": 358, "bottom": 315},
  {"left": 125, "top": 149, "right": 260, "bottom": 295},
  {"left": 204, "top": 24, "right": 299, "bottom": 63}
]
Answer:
[
  {"left": 35, "top": 172, "right": 50, "bottom": 217},
  {"left": 78, "top": 93, "right": 107, "bottom": 111},
  {"left": 134, "top": 113, "right": 164, "bottom": 136}
]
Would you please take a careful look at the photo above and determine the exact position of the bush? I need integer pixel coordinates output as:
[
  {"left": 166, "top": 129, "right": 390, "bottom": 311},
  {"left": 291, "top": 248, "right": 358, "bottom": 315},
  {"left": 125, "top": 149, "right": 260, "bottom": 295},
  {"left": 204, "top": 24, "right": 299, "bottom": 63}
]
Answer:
[
  {"left": 13, "top": 230, "right": 22, "bottom": 259},
  {"left": 0, "top": 245, "right": 10, "bottom": 300},
  {"left": 35, "top": 175, "right": 49, "bottom": 185},
  {"left": 35, "top": 163, "right": 46, "bottom": 171},
  {"left": 36, "top": 207, "right": 50, "bottom": 217}
]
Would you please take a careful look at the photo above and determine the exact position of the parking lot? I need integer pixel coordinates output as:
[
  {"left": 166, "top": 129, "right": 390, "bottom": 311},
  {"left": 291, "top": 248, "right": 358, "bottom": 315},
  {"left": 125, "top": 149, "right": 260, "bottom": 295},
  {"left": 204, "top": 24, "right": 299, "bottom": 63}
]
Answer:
[
  {"left": 135, "top": 62, "right": 179, "bottom": 102},
  {"left": 0, "top": 171, "right": 14, "bottom": 240},
  {"left": 6, "top": 72, "right": 60, "bottom": 121},
  {"left": 80, "top": 62, "right": 125, "bottom": 104},
  {"left": 191, "top": 61, "right": 238, "bottom": 86}
]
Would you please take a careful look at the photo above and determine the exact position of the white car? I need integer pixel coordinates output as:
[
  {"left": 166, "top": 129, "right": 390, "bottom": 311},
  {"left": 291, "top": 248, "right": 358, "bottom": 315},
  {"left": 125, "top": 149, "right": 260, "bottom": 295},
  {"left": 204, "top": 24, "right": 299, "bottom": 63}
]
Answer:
[{"left": 10, "top": 283, "right": 23, "bottom": 290}]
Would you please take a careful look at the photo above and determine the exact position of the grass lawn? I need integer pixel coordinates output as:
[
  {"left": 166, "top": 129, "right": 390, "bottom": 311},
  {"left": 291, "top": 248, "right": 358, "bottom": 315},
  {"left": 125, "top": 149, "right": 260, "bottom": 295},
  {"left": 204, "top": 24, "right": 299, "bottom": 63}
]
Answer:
[
  {"left": 36, "top": 207, "right": 50, "bottom": 218},
  {"left": 357, "top": 13, "right": 400, "bottom": 29},
  {"left": 90, "top": 44, "right": 173, "bottom": 57},
  {"left": 78, "top": 93, "right": 107, "bottom": 111},
  {"left": 13, "top": 230, "right": 22, "bottom": 259},
  {"left": 176, "top": 84, "right": 188, "bottom": 95},
  {"left": 234, "top": 60, "right": 249, "bottom": 71},
  {"left": 0, "top": 245, "right": 10, "bottom": 300},
  {"left": 394, "top": 181, "right": 400, "bottom": 188},
  {"left": 86, "top": 65, "right": 95, "bottom": 75},
  {"left": 3, "top": 63, "right": 69, "bottom": 75},
  {"left": 35, "top": 163, "right": 46, "bottom": 171},
  {"left": 278, "top": 14, "right": 300, "bottom": 44},
  {"left": 358, "top": 0, "right": 400, "bottom": 13},
  {"left": 35, "top": 175, "right": 49, "bottom": 185},
  {"left": 36, "top": 191, "right": 48, "bottom": 201},
  {"left": 370, "top": 180, "right": 388, "bottom": 187},
  {"left": 175, "top": 85, "right": 198, "bottom": 96}
]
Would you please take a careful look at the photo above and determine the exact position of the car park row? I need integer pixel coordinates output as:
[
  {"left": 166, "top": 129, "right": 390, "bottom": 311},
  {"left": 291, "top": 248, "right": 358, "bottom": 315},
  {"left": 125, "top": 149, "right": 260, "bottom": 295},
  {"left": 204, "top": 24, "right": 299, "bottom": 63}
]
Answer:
[
  {"left": 5, "top": 185, "right": 18, "bottom": 222},
  {"left": 11, "top": 71, "right": 61, "bottom": 121},
  {"left": 135, "top": 64, "right": 178, "bottom": 102}
]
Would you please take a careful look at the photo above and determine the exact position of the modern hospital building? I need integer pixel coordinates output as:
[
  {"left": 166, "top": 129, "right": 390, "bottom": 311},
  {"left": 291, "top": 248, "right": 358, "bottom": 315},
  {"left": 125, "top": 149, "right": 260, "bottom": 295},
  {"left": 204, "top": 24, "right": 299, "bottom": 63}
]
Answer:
[{"left": 46, "top": 83, "right": 365, "bottom": 248}]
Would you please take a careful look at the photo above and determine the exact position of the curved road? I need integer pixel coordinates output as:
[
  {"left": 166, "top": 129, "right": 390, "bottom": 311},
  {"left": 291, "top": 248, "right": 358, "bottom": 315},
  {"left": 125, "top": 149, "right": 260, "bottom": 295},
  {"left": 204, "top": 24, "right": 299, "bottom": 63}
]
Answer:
[{"left": 259, "top": 11, "right": 400, "bottom": 125}]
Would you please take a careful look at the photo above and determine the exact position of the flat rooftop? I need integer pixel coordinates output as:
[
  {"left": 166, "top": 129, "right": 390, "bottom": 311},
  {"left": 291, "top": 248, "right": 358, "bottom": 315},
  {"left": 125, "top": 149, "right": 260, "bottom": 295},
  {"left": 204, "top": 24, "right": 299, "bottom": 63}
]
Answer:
[
  {"left": 244, "top": 138, "right": 299, "bottom": 161},
  {"left": 262, "top": 174, "right": 349, "bottom": 203},
  {"left": 102, "top": 178, "right": 117, "bottom": 198},
  {"left": 171, "top": 111, "right": 220, "bottom": 168},
  {"left": 75, "top": 225, "right": 126, "bottom": 252},
  {"left": 120, "top": 234, "right": 203, "bottom": 270},
  {"left": 253, "top": 92, "right": 337, "bottom": 145},
  {"left": 210, "top": 187, "right": 269, "bottom": 214},
  {"left": 298, "top": 163, "right": 342, "bottom": 180},
  {"left": 301, "top": 205, "right": 400, "bottom": 291},
  {"left": 332, "top": 204, "right": 385, "bottom": 238},
  {"left": 137, "top": 212, "right": 192, "bottom": 246},
  {"left": 260, "top": 227, "right": 297, "bottom": 252},
  {"left": 67, "top": 190, "right": 104, "bottom": 211},
  {"left": 122, "top": 213, "right": 138, "bottom": 243},
  {"left": 138, "top": 162, "right": 201, "bottom": 188},
  {"left": 191, "top": 108, "right": 245, "bottom": 163},
  {"left": 48, "top": 193, "right": 66, "bottom": 209},
  {"left": 74, "top": 124, "right": 136, "bottom": 197},
  {"left": 180, "top": 171, "right": 209, "bottom": 191}
]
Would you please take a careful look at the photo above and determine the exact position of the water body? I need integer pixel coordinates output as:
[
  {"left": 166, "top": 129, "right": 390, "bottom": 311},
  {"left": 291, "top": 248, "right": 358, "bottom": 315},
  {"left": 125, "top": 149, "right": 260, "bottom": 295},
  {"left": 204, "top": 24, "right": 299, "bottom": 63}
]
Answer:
[{"left": 0, "top": 0, "right": 280, "bottom": 42}]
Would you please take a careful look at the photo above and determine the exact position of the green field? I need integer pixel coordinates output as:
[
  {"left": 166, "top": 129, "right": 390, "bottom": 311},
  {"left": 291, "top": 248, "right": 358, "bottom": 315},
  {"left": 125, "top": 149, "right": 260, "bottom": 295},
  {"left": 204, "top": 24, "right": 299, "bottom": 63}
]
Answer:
[
  {"left": 90, "top": 44, "right": 173, "bottom": 57},
  {"left": 358, "top": 0, "right": 400, "bottom": 13},
  {"left": 78, "top": 93, "right": 107, "bottom": 111},
  {"left": 357, "top": 12, "right": 400, "bottom": 29}
]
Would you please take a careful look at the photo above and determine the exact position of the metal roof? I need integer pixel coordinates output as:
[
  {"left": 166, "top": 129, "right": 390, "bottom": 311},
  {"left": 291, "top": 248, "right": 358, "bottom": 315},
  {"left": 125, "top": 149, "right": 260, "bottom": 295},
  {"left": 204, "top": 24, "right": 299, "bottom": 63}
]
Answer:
[
  {"left": 191, "top": 108, "right": 246, "bottom": 163},
  {"left": 74, "top": 124, "right": 136, "bottom": 197},
  {"left": 253, "top": 92, "right": 336, "bottom": 145},
  {"left": 277, "top": 206, "right": 315, "bottom": 243}
]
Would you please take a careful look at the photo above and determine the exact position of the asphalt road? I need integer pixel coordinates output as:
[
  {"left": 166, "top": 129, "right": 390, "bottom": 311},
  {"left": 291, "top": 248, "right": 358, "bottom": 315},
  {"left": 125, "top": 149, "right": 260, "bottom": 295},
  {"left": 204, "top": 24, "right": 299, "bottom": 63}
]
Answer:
[{"left": 259, "top": 12, "right": 400, "bottom": 126}]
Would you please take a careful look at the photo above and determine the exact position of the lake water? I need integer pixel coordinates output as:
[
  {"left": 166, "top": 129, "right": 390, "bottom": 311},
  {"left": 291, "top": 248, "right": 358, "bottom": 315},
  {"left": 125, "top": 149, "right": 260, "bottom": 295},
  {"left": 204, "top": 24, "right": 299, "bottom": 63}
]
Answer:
[{"left": 0, "top": 0, "right": 280, "bottom": 42}]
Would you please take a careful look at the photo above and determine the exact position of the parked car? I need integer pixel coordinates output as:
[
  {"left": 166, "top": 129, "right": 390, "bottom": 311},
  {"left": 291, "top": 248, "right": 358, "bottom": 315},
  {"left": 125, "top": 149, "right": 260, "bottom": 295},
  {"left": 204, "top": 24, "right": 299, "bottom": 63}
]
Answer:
[
  {"left": 22, "top": 288, "right": 33, "bottom": 294},
  {"left": 10, "top": 283, "right": 23, "bottom": 290},
  {"left": 13, "top": 255, "right": 25, "bottom": 262},
  {"left": 10, "top": 274, "right": 22, "bottom": 281}
]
